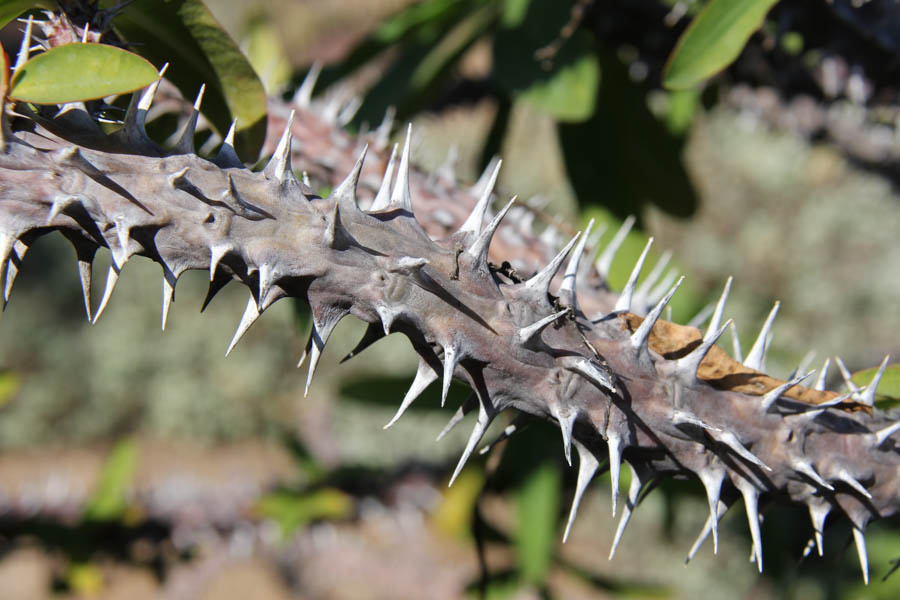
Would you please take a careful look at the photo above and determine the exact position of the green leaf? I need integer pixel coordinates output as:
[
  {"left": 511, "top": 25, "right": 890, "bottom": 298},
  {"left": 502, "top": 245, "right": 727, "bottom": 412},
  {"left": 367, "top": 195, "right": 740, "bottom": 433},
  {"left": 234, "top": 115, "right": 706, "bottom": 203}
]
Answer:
[
  {"left": 518, "top": 52, "right": 600, "bottom": 121},
  {"left": 0, "top": 0, "right": 53, "bottom": 30},
  {"left": 851, "top": 363, "right": 900, "bottom": 408},
  {"left": 494, "top": 0, "right": 599, "bottom": 121},
  {"left": 663, "top": 0, "right": 780, "bottom": 90},
  {"left": 8, "top": 43, "right": 158, "bottom": 104},
  {"left": 514, "top": 461, "right": 559, "bottom": 584},
  {"left": 255, "top": 488, "right": 353, "bottom": 538},
  {"left": 101, "top": 0, "right": 268, "bottom": 160},
  {"left": 84, "top": 439, "right": 138, "bottom": 521}
]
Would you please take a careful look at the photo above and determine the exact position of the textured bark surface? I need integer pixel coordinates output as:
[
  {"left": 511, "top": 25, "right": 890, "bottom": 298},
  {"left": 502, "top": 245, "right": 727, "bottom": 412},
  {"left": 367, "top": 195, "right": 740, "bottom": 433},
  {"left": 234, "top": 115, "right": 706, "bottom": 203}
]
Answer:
[{"left": 1, "top": 73, "right": 899, "bottom": 586}]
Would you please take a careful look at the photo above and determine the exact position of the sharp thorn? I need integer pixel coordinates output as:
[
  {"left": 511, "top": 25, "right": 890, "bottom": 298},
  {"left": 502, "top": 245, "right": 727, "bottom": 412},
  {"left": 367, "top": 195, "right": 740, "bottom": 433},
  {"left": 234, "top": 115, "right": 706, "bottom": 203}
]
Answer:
[
  {"left": 559, "top": 219, "right": 595, "bottom": 309},
  {"left": 226, "top": 296, "right": 260, "bottom": 356},
  {"left": 614, "top": 237, "right": 653, "bottom": 312},
  {"left": 92, "top": 265, "right": 120, "bottom": 324},
  {"left": 293, "top": 61, "right": 322, "bottom": 108},
  {"left": 594, "top": 215, "right": 635, "bottom": 280},
  {"left": 457, "top": 159, "right": 502, "bottom": 237},
  {"left": 609, "top": 462, "right": 644, "bottom": 560},
  {"left": 814, "top": 358, "right": 831, "bottom": 391},
  {"left": 744, "top": 301, "right": 780, "bottom": 371},
  {"left": 675, "top": 317, "right": 731, "bottom": 381},
  {"left": 523, "top": 232, "right": 582, "bottom": 295},
  {"left": 631, "top": 276, "right": 684, "bottom": 359},
  {"left": 517, "top": 309, "right": 569, "bottom": 345},
  {"left": 563, "top": 440, "right": 602, "bottom": 543},
  {"left": 448, "top": 399, "right": 494, "bottom": 487},
  {"left": 858, "top": 355, "right": 890, "bottom": 407},
  {"left": 369, "top": 143, "right": 398, "bottom": 211}
]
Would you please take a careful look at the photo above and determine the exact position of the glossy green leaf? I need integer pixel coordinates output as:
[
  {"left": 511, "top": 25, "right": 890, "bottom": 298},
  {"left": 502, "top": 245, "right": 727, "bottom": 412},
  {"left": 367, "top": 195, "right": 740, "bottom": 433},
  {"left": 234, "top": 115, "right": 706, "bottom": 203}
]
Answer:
[
  {"left": 84, "top": 439, "right": 138, "bottom": 521},
  {"left": 9, "top": 44, "right": 158, "bottom": 104},
  {"left": 0, "top": 0, "right": 52, "bottom": 30},
  {"left": 101, "top": 0, "right": 267, "bottom": 160},
  {"left": 851, "top": 363, "right": 900, "bottom": 407},
  {"left": 663, "top": 0, "right": 780, "bottom": 90}
]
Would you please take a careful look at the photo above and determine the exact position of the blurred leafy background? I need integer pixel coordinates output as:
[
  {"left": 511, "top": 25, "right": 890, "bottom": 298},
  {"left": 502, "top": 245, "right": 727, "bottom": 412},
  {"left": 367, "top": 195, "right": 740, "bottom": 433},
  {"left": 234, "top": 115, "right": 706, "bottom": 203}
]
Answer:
[{"left": 1, "top": 0, "right": 900, "bottom": 598}]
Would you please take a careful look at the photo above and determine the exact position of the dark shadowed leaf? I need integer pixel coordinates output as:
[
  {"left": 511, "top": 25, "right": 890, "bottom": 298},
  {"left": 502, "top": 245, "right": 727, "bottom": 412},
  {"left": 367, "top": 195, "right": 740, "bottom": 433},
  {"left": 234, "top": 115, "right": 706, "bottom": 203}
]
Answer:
[
  {"left": 664, "top": 0, "right": 780, "bottom": 90},
  {"left": 101, "top": 0, "right": 267, "bottom": 160},
  {"left": 9, "top": 44, "right": 158, "bottom": 104},
  {"left": 559, "top": 50, "right": 697, "bottom": 221},
  {"left": 493, "top": 0, "right": 599, "bottom": 121}
]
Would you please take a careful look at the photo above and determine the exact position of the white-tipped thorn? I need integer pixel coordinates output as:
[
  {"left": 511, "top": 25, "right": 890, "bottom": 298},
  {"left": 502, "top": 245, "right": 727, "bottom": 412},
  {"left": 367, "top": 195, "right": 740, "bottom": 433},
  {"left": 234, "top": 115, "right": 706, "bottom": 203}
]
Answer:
[
  {"left": 614, "top": 237, "right": 653, "bottom": 312},
  {"left": 264, "top": 109, "right": 295, "bottom": 183},
  {"left": 384, "top": 359, "right": 439, "bottom": 429},
  {"left": 113, "top": 218, "right": 131, "bottom": 269},
  {"left": 675, "top": 318, "right": 731, "bottom": 382},
  {"left": 563, "top": 440, "right": 601, "bottom": 543},
  {"left": 608, "top": 434, "right": 622, "bottom": 517},
  {"left": 216, "top": 119, "right": 242, "bottom": 167},
  {"left": 77, "top": 258, "right": 93, "bottom": 322},
  {"left": 457, "top": 159, "right": 501, "bottom": 237},
  {"left": 634, "top": 250, "right": 672, "bottom": 307},
  {"left": 814, "top": 358, "right": 831, "bottom": 391},
  {"left": 370, "top": 143, "right": 398, "bottom": 211},
  {"left": 609, "top": 463, "right": 644, "bottom": 560},
  {"left": 705, "top": 276, "right": 733, "bottom": 341},
  {"left": 729, "top": 321, "right": 743, "bottom": 362},
  {"left": 174, "top": 84, "right": 205, "bottom": 153},
  {"left": 517, "top": 310, "right": 569, "bottom": 345},
  {"left": 713, "top": 429, "right": 771, "bottom": 471},
  {"left": 161, "top": 269, "right": 176, "bottom": 331},
  {"left": 834, "top": 356, "right": 862, "bottom": 394},
  {"left": 293, "top": 62, "right": 322, "bottom": 108},
  {"left": 793, "top": 459, "right": 833, "bottom": 490},
  {"left": 737, "top": 480, "right": 763, "bottom": 572},
  {"left": 374, "top": 106, "right": 396, "bottom": 149},
  {"left": 523, "top": 232, "right": 582, "bottom": 295},
  {"left": 209, "top": 244, "right": 232, "bottom": 281},
  {"left": 559, "top": 219, "right": 595, "bottom": 309},
  {"left": 853, "top": 526, "right": 869, "bottom": 585},
  {"left": 837, "top": 470, "right": 873, "bottom": 499},
  {"left": 441, "top": 345, "right": 458, "bottom": 407},
  {"left": 698, "top": 469, "right": 725, "bottom": 554},
  {"left": 333, "top": 144, "right": 368, "bottom": 209},
  {"left": 389, "top": 124, "right": 414, "bottom": 212},
  {"left": 466, "top": 197, "right": 515, "bottom": 269},
  {"left": 808, "top": 500, "right": 830, "bottom": 557},
  {"left": 760, "top": 370, "right": 815, "bottom": 411},
  {"left": 630, "top": 276, "right": 684, "bottom": 360},
  {"left": 226, "top": 297, "right": 260, "bottom": 356},
  {"left": 563, "top": 357, "right": 617, "bottom": 394},
  {"left": 92, "top": 266, "right": 120, "bottom": 324},
  {"left": 743, "top": 302, "right": 779, "bottom": 371},
  {"left": 594, "top": 215, "right": 635, "bottom": 280},
  {"left": 550, "top": 405, "right": 576, "bottom": 466},
  {"left": 873, "top": 421, "right": 900, "bottom": 447},
  {"left": 646, "top": 270, "right": 679, "bottom": 307},
  {"left": 137, "top": 63, "right": 168, "bottom": 115},
  {"left": 472, "top": 156, "right": 501, "bottom": 199},
  {"left": 448, "top": 399, "right": 494, "bottom": 487},
  {"left": 857, "top": 355, "right": 890, "bottom": 407},
  {"left": 436, "top": 401, "right": 471, "bottom": 442},
  {"left": 14, "top": 16, "right": 33, "bottom": 72}
]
